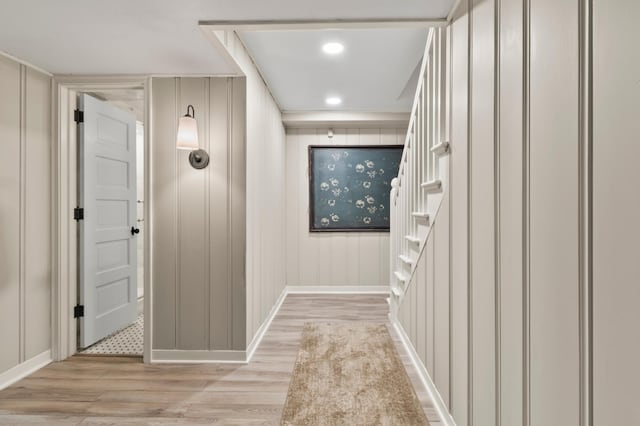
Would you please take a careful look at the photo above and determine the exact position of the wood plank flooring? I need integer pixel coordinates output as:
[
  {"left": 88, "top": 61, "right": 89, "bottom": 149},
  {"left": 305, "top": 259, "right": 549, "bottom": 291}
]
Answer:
[{"left": 0, "top": 294, "right": 442, "bottom": 425}]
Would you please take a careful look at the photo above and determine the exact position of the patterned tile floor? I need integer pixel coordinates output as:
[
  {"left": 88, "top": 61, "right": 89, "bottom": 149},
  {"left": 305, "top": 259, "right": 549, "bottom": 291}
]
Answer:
[{"left": 80, "top": 314, "right": 143, "bottom": 356}]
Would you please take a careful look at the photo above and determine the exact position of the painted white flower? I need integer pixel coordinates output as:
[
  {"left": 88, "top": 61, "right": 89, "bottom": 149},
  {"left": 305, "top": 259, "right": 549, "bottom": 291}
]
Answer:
[
  {"left": 320, "top": 182, "right": 329, "bottom": 191},
  {"left": 328, "top": 199, "right": 336, "bottom": 207},
  {"left": 331, "top": 153, "right": 341, "bottom": 161},
  {"left": 331, "top": 214, "right": 340, "bottom": 222},
  {"left": 321, "top": 218, "right": 330, "bottom": 226},
  {"left": 363, "top": 181, "right": 371, "bottom": 189},
  {"left": 363, "top": 217, "right": 372, "bottom": 224},
  {"left": 343, "top": 151, "right": 349, "bottom": 157},
  {"left": 367, "top": 170, "right": 377, "bottom": 178},
  {"left": 368, "top": 206, "right": 377, "bottom": 214},
  {"left": 365, "top": 160, "right": 375, "bottom": 169},
  {"left": 366, "top": 195, "right": 375, "bottom": 204},
  {"left": 355, "top": 164, "right": 365, "bottom": 173},
  {"left": 379, "top": 204, "right": 385, "bottom": 210},
  {"left": 343, "top": 186, "right": 349, "bottom": 193},
  {"left": 355, "top": 200, "right": 365, "bottom": 209},
  {"left": 332, "top": 188, "right": 342, "bottom": 197},
  {"left": 379, "top": 168, "right": 385, "bottom": 174},
  {"left": 327, "top": 163, "right": 336, "bottom": 171},
  {"left": 330, "top": 178, "right": 339, "bottom": 187}
]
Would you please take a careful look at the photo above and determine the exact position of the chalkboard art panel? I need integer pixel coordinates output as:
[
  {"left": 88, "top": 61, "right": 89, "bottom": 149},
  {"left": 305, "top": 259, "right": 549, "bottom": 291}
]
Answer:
[{"left": 309, "top": 145, "right": 403, "bottom": 232}]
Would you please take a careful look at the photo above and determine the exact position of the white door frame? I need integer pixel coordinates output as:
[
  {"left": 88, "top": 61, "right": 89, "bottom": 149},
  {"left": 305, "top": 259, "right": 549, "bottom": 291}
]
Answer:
[{"left": 51, "top": 76, "right": 152, "bottom": 363}]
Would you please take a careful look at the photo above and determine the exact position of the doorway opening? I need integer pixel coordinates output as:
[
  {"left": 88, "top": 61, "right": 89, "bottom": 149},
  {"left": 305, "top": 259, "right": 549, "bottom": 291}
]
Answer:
[
  {"left": 75, "top": 89, "right": 145, "bottom": 357},
  {"left": 52, "top": 77, "right": 151, "bottom": 363}
]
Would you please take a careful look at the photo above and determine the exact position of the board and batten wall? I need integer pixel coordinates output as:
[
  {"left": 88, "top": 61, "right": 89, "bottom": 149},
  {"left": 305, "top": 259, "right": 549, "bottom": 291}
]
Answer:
[
  {"left": 396, "top": 0, "right": 640, "bottom": 424},
  {"left": 151, "top": 77, "right": 247, "bottom": 356},
  {"left": 213, "top": 31, "right": 287, "bottom": 347},
  {"left": 285, "top": 128, "right": 404, "bottom": 288},
  {"left": 0, "top": 54, "right": 52, "bottom": 383}
]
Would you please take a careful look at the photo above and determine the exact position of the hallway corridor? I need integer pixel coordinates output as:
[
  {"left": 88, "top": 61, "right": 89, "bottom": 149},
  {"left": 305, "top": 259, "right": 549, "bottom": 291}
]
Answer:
[{"left": 0, "top": 295, "right": 441, "bottom": 425}]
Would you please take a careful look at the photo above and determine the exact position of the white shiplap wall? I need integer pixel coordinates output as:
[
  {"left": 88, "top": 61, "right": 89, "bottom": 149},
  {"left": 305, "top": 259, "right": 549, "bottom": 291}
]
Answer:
[
  {"left": 0, "top": 54, "right": 52, "bottom": 384},
  {"left": 285, "top": 128, "right": 404, "bottom": 288},
  {"left": 396, "top": 0, "right": 640, "bottom": 425},
  {"left": 214, "top": 31, "right": 287, "bottom": 347}
]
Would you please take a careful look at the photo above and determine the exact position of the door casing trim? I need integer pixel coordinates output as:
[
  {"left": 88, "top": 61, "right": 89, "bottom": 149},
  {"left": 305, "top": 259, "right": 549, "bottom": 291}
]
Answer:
[{"left": 51, "top": 76, "right": 152, "bottom": 363}]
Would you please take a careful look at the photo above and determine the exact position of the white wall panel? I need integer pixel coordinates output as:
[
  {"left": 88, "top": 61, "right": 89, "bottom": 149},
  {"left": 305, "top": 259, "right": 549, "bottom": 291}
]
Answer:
[
  {"left": 498, "top": 0, "right": 525, "bottom": 423},
  {"left": 449, "top": 3, "right": 470, "bottom": 423},
  {"left": 24, "top": 68, "right": 52, "bottom": 359},
  {"left": 529, "top": 0, "right": 581, "bottom": 423},
  {"left": 0, "top": 54, "right": 52, "bottom": 377},
  {"left": 470, "top": 0, "right": 497, "bottom": 423},
  {"left": 0, "top": 55, "right": 22, "bottom": 373},
  {"left": 593, "top": 0, "right": 640, "bottom": 423},
  {"left": 285, "top": 128, "right": 404, "bottom": 287}
]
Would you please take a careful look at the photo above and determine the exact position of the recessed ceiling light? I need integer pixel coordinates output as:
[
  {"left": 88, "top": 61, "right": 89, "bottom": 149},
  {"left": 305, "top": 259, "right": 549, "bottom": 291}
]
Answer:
[
  {"left": 325, "top": 96, "right": 342, "bottom": 106},
  {"left": 322, "top": 42, "right": 344, "bottom": 55}
]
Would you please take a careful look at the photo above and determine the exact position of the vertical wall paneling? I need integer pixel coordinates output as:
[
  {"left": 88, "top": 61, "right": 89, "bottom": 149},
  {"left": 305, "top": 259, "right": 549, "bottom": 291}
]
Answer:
[
  {"left": 230, "top": 77, "right": 247, "bottom": 350},
  {"left": 434, "top": 189, "right": 451, "bottom": 408},
  {"left": 529, "top": 0, "right": 580, "bottom": 423},
  {"left": 284, "top": 128, "right": 404, "bottom": 288},
  {"left": 151, "top": 77, "right": 247, "bottom": 352},
  {"left": 0, "top": 54, "right": 52, "bottom": 379},
  {"left": 450, "top": 2, "right": 470, "bottom": 423},
  {"left": 498, "top": 0, "right": 525, "bottom": 424},
  {"left": 177, "top": 78, "right": 208, "bottom": 350},
  {"left": 151, "top": 78, "right": 178, "bottom": 350},
  {"left": 209, "top": 78, "right": 230, "bottom": 350},
  {"left": 593, "top": 0, "right": 640, "bottom": 423},
  {"left": 393, "top": 0, "right": 637, "bottom": 424},
  {"left": 470, "top": 0, "right": 497, "bottom": 424},
  {"left": 0, "top": 56, "right": 22, "bottom": 373},
  {"left": 210, "top": 31, "right": 286, "bottom": 348},
  {"left": 24, "top": 68, "right": 52, "bottom": 359}
]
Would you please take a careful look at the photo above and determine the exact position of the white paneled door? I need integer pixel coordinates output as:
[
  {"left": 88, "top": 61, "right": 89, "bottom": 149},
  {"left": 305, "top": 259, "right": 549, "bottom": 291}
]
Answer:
[{"left": 79, "top": 94, "right": 138, "bottom": 348}]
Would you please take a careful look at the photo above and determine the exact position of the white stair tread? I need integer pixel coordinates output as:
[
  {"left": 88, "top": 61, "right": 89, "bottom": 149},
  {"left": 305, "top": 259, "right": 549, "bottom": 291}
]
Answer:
[
  {"left": 405, "top": 235, "right": 421, "bottom": 244},
  {"left": 431, "top": 141, "right": 450, "bottom": 155},
  {"left": 421, "top": 179, "right": 442, "bottom": 192},
  {"left": 394, "top": 271, "right": 410, "bottom": 282},
  {"left": 399, "top": 255, "right": 413, "bottom": 265}
]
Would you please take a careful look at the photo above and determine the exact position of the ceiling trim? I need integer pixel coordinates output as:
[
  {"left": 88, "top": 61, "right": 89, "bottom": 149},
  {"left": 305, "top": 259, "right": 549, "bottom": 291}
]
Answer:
[
  {"left": 199, "top": 18, "right": 448, "bottom": 31},
  {"left": 282, "top": 111, "right": 410, "bottom": 129},
  {"left": 1, "top": 50, "right": 52, "bottom": 76}
]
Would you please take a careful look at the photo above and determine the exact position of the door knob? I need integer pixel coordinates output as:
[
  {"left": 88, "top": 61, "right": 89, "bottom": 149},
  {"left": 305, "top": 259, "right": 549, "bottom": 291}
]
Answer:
[{"left": 131, "top": 226, "right": 140, "bottom": 236}]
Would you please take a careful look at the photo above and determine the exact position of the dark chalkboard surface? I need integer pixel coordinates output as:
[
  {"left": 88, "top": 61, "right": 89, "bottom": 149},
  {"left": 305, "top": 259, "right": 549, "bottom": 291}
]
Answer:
[{"left": 309, "top": 145, "right": 403, "bottom": 232}]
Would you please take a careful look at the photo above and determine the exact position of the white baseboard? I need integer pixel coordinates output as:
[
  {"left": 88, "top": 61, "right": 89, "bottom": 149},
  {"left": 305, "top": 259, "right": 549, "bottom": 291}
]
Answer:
[
  {"left": 0, "top": 350, "right": 52, "bottom": 391},
  {"left": 392, "top": 320, "right": 456, "bottom": 426},
  {"left": 151, "top": 349, "right": 247, "bottom": 364},
  {"left": 246, "top": 287, "right": 288, "bottom": 363},
  {"left": 286, "top": 285, "right": 390, "bottom": 294},
  {"left": 137, "top": 296, "right": 144, "bottom": 315}
]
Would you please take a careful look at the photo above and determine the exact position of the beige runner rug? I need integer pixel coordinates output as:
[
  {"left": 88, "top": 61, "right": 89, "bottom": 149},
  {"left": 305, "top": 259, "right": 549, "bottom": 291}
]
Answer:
[{"left": 281, "top": 322, "right": 429, "bottom": 426}]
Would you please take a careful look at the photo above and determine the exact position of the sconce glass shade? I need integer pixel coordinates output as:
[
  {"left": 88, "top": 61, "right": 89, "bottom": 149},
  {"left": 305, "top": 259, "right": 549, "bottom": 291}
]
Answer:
[{"left": 176, "top": 106, "right": 199, "bottom": 150}]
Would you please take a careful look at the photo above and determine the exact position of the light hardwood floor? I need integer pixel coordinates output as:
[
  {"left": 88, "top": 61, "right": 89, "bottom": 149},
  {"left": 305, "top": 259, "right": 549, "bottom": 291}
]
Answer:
[{"left": 0, "top": 294, "right": 442, "bottom": 425}]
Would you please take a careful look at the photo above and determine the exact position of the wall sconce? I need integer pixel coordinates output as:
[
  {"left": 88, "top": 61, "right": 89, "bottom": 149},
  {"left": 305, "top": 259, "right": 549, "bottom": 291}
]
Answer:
[{"left": 177, "top": 104, "right": 209, "bottom": 169}]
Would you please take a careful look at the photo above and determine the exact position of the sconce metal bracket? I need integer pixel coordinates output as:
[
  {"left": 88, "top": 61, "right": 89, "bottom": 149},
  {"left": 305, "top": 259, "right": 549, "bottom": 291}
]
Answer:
[{"left": 189, "top": 149, "right": 209, "bottom": 169}]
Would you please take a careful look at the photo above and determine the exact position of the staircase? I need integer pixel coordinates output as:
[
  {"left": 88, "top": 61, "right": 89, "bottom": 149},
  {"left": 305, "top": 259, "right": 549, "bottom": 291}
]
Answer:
[{"left": 389, "top": 27, "right": 449, "bottom": 315}]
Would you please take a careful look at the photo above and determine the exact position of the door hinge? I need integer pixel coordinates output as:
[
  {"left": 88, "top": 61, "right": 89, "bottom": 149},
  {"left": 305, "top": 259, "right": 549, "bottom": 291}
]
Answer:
[
  {"left": 73, "top": 304, "right": 84, "bottom": 318},
  {"left": 73, "top": 207, "right": 84, "bottom": 221},
  {"left": 74, "top": 109, "right": 84, "bottom": 123}
]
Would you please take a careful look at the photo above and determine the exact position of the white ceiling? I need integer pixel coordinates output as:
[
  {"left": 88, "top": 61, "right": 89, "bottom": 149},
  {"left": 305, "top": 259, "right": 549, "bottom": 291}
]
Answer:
[
  {"left": 0, "top": 0, "right": 453, "bottom": 75},
  {"left": 0, "top": 1, "right": 453, "bottom": 112},
  {"left": 239, "top": 28, "right": 428, "bottom": 112}
]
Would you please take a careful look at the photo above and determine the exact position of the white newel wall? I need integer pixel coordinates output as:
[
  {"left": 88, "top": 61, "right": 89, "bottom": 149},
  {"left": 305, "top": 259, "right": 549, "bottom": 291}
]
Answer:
[{"left": 285, "top": 128, "right": 404, "bottom": 288}]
